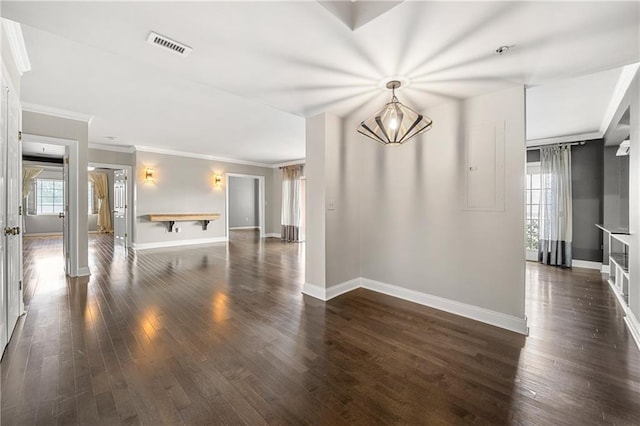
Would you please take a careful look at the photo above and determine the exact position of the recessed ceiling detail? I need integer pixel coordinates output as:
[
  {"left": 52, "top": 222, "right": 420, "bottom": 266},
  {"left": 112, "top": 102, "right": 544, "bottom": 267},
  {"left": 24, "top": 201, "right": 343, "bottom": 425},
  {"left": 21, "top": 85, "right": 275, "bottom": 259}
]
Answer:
[
  {"left": 318, "top": 0, "right": 403, "bottom": 30},
  {"left": 146, "top": 31, "right": 192, "bottom": 57}
]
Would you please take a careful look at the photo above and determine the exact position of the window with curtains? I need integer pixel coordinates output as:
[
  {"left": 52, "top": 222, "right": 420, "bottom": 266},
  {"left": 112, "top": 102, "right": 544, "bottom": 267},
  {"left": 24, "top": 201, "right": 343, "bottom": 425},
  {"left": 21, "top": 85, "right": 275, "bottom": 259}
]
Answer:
[{"left": 26, "top": 178, "right": 97, "bottom": 215}]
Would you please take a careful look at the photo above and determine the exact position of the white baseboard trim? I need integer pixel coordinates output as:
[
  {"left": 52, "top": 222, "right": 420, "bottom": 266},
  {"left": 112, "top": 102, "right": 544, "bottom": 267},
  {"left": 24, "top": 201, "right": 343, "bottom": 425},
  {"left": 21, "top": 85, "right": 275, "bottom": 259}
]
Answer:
[
  {"left": 229, "top": 226, "right": 259, "bottom": 230},
  {"left": 601, "top": 264, "right": 610, "bottom": 274},
  {"left": 361, "top": 278, "right": 528, "bottom": 335},
  {"left": 302, "top": 282, "right": 327, "bottom": 300},
  {"left": 302, "top": 277, "right": 528, "bottom": 335},
  {"left": 572, "top": 260, "right": 603, "bottom": 270},
  {"left": 132, "top": 236, "right": 228, "bottom": 250},
  {"left": 624, "top": 311, "right": 640, "bottom": 351},
  {"left": 264, "top": 233, "right": 281, "bottom": 238},
  {"left": 327, "top": 278, "right": 361, "bottom": 300},
  {"left": 24, "top": 232, "right": 63, "bottom": 237},
  {"left": 606, "top": 278, "right": 629, "bottom": 314}
]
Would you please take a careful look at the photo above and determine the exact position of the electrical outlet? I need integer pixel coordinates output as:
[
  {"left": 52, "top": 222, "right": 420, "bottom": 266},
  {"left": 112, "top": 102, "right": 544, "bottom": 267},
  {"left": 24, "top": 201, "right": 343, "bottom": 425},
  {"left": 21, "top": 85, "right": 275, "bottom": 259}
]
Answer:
[{"left": 328, "top": 200, "right": 336, "bottom": 211}]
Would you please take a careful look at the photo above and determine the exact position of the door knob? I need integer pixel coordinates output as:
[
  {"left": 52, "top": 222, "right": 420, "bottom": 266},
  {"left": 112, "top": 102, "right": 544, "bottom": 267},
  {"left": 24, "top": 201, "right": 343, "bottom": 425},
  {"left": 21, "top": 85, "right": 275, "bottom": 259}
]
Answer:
[
  {"left": 12, "top": 227, "right": 20, "bottom": 235},
  {"left": 58, "top": 212, "right": 65, "bottom": 218},
  {"left": 3, "top": 227, "right": 12, "bottom": 236}
]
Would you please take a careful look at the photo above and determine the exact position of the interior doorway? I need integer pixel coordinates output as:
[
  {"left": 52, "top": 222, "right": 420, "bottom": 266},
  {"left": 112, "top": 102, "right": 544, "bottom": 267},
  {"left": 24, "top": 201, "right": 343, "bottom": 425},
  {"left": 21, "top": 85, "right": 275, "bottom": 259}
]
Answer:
[
  {"left": 88, "top": 162, "right": 132, "bottom": 249},
  {"left": 22, "top": 134, "right": 82, "bottom": 277},
  {"left": 225, "top": 173, "right": 265, "bottom": 240}
]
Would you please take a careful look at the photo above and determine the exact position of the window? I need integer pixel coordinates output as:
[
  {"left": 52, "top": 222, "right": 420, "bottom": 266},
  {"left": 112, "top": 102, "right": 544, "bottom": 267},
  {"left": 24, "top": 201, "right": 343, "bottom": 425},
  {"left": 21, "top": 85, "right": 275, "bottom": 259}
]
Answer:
[
  {"left": 35, "top": 178, "right": 64, "bottom": 215},
  {"left": 525, "top": 163, "right": 541, "bottom": 251},
  {"left": 27, "top": 178, "right": 98, "bottom": 215}
]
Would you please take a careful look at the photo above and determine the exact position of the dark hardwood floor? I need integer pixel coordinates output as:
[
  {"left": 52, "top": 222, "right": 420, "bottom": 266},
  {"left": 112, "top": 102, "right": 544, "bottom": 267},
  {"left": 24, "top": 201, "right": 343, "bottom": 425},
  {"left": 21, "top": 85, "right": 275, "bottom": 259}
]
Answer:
[{"left": 2, "top": 231, "right": 640, "bottom": 425}]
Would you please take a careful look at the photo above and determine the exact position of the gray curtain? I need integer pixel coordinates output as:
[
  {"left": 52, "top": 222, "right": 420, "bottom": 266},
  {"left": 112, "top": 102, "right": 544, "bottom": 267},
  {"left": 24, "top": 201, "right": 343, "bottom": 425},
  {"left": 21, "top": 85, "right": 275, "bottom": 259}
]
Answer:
[
  {"left": 281, "top": 165, "right": 302, "bottom": 242},
  {"left": 538, "top": 146, "right": 572, "bottom": 267}
]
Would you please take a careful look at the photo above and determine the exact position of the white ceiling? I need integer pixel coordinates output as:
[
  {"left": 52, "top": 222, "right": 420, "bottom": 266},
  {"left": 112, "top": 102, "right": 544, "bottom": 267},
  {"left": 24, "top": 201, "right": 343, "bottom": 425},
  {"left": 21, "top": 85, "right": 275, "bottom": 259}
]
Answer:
[
  {"left": 3, "top": 1, "right": 639, "bottom": 164},
  {"left": 526, "top": 66, "right": 625, "bottom": 142}
]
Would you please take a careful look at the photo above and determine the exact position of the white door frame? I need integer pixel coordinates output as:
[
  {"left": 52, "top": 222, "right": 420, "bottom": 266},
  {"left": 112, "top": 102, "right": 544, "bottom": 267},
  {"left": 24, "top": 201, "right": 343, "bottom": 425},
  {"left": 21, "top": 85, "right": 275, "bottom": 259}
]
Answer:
[
  {"left": 23, "top": 134, "right": 83, "bottom": 276},
  {"left": 88, "top": 162, "right": 133, "bottom": 248},
  {"left": 225, "top": 173, "right": 265, "bottom": 239}
]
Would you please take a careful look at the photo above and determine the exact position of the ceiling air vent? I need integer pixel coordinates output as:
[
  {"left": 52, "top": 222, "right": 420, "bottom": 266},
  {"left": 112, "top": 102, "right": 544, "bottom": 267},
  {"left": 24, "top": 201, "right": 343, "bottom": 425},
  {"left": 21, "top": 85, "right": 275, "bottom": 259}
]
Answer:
[{"left": 146, "top": 31, "right": 192, "bottom": 57}]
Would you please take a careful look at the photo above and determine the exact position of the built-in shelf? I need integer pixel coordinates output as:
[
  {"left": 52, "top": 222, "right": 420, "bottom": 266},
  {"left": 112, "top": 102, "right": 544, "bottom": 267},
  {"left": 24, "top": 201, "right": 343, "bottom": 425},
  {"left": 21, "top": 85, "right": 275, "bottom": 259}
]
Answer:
[
  {"left": 596, "top": 224, "right": 632, "bottom": 317},
  {"left": 148, "top": 213, "right": 221, "bottom": 232}
]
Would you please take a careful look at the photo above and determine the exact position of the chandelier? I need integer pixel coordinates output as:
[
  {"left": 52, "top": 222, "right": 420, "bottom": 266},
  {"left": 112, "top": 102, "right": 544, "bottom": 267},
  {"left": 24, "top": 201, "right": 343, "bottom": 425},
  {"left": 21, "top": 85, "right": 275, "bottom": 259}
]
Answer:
[{"left": 357, "top": 80, "right": 432, "bottom": 145}]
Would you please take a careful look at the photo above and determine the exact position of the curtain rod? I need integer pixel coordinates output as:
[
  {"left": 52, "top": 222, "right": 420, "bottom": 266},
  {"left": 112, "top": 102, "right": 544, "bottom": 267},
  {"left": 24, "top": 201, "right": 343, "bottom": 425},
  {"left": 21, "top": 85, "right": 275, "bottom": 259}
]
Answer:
[{"left": 526, "top": 141, "right": 586, "bottom": 151}]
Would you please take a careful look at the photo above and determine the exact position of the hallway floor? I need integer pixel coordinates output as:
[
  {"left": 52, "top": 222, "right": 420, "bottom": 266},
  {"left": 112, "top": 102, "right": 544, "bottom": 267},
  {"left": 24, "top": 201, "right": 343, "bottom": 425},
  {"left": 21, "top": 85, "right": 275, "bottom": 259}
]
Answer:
[{"left": 1, "top": 233, "right": 639, "bottom": 425}]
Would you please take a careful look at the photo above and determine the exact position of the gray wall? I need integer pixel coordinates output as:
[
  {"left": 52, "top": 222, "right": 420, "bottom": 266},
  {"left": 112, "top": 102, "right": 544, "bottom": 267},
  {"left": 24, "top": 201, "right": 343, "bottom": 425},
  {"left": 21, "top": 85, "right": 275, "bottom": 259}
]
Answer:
[
  {"left": 134, "top": 150, "right": 277, "bottom": 246},
  {"left": 571, "top": 140, "right": 604, "bottom": 262},
  {"left": 228, "top": 176, "right": 259, "bottom": 228}
]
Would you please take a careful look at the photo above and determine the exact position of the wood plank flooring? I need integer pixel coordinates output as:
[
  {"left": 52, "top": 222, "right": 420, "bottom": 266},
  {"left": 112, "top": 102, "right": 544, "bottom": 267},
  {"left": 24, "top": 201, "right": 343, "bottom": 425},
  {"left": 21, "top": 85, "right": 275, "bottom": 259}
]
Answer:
[{"left": 2, "top": 231, "right": 640, "bottom": 425}]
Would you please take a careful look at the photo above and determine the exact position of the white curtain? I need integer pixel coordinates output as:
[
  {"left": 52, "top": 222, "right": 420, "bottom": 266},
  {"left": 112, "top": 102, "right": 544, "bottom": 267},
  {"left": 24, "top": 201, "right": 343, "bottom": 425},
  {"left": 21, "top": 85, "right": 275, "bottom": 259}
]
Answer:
[
  {"left": 89, "top": 172, "right": 112, "bottom": 233},
  {"left": 538, "top": 146, "right": 572, "bottom": 267},
  {"left": 281, "top": 165, "right": 303, "bottom": 242},
  {"left": 22, "top": 167, "right": 43, "bottom": 198}
]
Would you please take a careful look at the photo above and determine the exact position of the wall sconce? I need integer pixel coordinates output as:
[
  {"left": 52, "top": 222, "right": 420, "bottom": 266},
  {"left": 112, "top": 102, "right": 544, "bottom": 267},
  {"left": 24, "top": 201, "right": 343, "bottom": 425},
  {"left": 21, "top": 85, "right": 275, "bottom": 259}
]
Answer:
[
  {"left": 214, "top": 174, "right": 223, "bottom": 188},
  {"left": 145, "top": 167, "right": 155, "bottom": 183}
]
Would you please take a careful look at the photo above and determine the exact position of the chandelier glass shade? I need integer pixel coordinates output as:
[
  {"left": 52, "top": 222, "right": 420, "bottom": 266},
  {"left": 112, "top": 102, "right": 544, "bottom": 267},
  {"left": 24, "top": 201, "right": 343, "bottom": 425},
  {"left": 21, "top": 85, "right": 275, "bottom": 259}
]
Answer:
[{"left": 357, "top": 80, "right": 432, "bottom": 146}]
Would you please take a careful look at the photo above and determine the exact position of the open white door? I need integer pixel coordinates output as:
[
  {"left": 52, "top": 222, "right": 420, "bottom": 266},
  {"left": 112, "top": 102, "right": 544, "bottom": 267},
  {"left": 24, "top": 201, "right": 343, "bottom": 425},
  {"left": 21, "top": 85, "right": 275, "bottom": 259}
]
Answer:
[
  {"left": 4, "top": 80, "right": 23, "bottom": 343},
  {"left": 113, "top": 169, "right": 128, "bottom": 248},
  {"left": 0, "top": 78, "right": 7, "bottom": 354},
  {"left": 62, "top": 151, "right": 71, "bottom": 274}
]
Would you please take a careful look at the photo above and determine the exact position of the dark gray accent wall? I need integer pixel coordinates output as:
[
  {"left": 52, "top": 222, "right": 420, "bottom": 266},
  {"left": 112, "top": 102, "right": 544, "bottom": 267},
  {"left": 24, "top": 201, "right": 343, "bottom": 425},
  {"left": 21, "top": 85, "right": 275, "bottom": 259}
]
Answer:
[
  {"left": 527, "top": 140, "right": 604, "bottom": 262},
  {"left": 228, "top": 176, "right": 259, "bottom": 228},
  {"left": 602, "top": 146, "right": 630, "bottom": 264},
  {"left": 570, "top": 140, "right": 604, "bottom": 262}
]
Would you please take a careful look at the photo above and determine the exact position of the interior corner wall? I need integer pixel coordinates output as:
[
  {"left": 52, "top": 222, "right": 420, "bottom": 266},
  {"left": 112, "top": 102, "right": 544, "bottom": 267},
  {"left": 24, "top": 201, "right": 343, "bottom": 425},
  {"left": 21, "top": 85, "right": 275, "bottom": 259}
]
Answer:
[
  {"left": 325, "top": 114, "right": 360, "bottom": 287},
  {"left": 305, "top": 114, "right": 327, "bottom": 288},
  {"left": 22, "top": 111, "right": 89, "bottom": 273},
  {"left": 134, "top": 150, "right": 276, "bottom": 246},
  {"left": 354, "top": 86, "right": 526, "bottom": 319}
]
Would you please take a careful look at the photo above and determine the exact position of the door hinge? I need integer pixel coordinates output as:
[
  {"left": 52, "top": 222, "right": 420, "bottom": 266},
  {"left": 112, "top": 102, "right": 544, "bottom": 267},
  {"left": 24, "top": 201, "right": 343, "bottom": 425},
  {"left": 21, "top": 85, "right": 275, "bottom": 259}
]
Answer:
[
  {"left": 66, "top": 252, "right": 70, "bottom": 259},
  {"left": 18, "top": 131, "right": 22, "bottom": 141},
  {"left": 125, "top": 204, "right": 128, "bottom": 209},
  {"left": 19, "top": 280, "right": 22, "bottom": 291},
  {"left": 124, "top": 233, "right": 128, "bottom": 237},
  {"left": 65, "top": 157, "right": 69, "bottom": 164},
  {"left": 18, "top": 206, "right": 22, "bottom": 216},
  {"left": 125, "top": 176, "right": 128, "bottom": 180}
]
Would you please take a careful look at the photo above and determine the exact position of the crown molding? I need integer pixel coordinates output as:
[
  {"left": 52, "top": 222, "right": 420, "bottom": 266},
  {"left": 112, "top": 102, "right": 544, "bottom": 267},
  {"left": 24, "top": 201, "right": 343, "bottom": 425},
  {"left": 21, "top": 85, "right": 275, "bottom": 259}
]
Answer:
[
  {"left": 22, "top": 102, "right": 94, "bottom": 124},
  {"left": 600, "top": 62, "right": 640, "bottom": 135},
  {"left": 2, "top": 18, "right": 31, "bottom": 75},
  {"left": 526, "top": 131, "right": 602, "bottom": 147},
  {"left": 272, "top": 159, "right": 306, "bottom": 168},
  {"left": 88, "top": 142, "right": 135, "bottom": 153},
  {"left": 134, "top": 145, "right": 278, "bottom": 168}
]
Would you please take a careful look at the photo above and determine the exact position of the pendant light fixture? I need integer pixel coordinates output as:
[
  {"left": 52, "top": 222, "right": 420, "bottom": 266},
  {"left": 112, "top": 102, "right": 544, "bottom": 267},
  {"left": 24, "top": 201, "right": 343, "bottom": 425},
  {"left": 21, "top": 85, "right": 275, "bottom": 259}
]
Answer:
[{"left": 357, "top": 80, "right": 432, "bottom": 145}]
